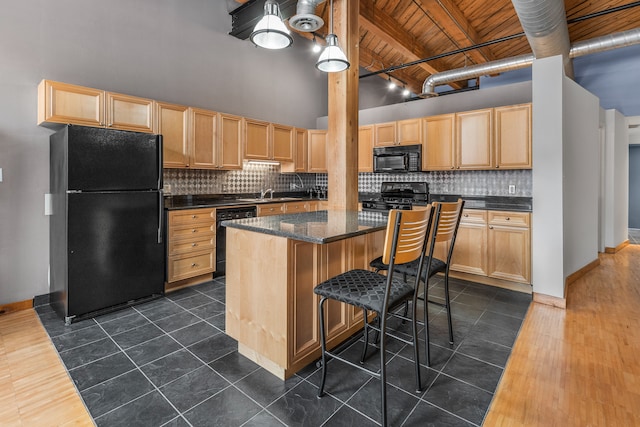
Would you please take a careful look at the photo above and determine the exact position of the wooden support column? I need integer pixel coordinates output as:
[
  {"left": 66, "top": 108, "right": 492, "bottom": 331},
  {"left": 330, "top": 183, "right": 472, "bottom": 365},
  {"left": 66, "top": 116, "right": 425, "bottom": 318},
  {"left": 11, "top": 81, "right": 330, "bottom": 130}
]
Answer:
[{"left": 326, "top": 0, "right": 359, "bottom": 211}]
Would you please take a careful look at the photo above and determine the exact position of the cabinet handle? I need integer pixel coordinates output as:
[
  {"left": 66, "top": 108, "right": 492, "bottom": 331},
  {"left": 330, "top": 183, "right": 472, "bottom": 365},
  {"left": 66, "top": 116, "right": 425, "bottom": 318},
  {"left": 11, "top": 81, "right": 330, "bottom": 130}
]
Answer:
[
  {"left": 463, "top": 214, "right": 468, "bottom": 217},
  {"left": 496, "top": 165, "right": 500, "bottom": 168},
  {"left": 450, "top": 166, "right": 455, "bottom": 169},
  {"left": 506, "top": 217, "right": 510, "bottom": 221},
  {"left": 489, "top": 226, "right": 494, "bottom": 229},
  {"left": 191, "top": 263, "right": 197, "bottom": 267},
  {"left": 192, "top": 229, "right": 197, "bottom": 233},
  {"left": 456, "top": 166, "right": 460, "bottom": 169},
  {"left": 192, "top": 215, "right": 197, "bottom": 218},
  {"left": 192, "top": 243, "right": 197, "bottom": 247}
]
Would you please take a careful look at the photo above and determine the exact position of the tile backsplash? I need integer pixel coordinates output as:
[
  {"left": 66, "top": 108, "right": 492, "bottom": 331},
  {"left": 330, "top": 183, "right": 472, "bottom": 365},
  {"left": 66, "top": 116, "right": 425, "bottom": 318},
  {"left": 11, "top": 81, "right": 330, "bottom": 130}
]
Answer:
[{"left": 164, "top": 165, "right": 532, "bottom": 197}]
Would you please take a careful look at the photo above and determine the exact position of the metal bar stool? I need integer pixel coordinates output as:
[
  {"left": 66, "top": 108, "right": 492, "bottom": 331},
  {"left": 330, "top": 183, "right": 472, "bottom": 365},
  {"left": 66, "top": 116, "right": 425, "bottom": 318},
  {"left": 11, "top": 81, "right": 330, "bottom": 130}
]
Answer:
[{"left": 313, "top": 206, "right": 434, "bottom": 427}]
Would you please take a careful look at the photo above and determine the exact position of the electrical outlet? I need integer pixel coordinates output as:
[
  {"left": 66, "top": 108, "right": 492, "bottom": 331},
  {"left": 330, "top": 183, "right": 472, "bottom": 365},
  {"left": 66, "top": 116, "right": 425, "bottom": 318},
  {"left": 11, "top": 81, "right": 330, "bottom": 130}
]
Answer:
[
  {"left": 508, "top": 184, "right": 516, "bottom": 194},
  {"left": 163, "top": 183, "right": 172, "bottom": 194}
]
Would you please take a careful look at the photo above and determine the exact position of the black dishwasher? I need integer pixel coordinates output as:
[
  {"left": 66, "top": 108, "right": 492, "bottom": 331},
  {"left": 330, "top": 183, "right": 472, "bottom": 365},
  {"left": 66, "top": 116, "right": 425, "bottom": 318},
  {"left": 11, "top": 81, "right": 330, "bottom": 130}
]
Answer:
[{"left": 215, "top": 206, "right": 257, "bottom": 277}]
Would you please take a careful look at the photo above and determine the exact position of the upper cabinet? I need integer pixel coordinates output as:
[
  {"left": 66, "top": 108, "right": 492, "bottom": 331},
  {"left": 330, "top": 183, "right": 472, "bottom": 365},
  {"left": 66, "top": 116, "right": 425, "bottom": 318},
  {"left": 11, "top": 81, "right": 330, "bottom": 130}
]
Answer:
[
  {"left": 308, "top": 130, "right": 327, "bottom": 173},
  {"left": 373, "top": 122, "right": 396, "bottom": 146},
  {"left": 397, "top": 118, "right": 422, "bottom": 146},
  {"left": 38, "top": 80, "right": 154, "bottom": 133},
  {"left": 422, "top": 104, "right": 531, "bottom": 171},
  {"left": 494, "top": 103, "right": 532, "bottom": 169},
  {"left": 244, "top": 119, "right": 294, "bottom": 162},
  {"left": 272, "top": 123, "right": 294, "bottom": 161},
  {"left": 373, "top": 118, "right": 422, "bottom": 147},
  {"left": 456, "top": 108, "right": 493, "bottom": 170},
  {"left": 422, "top": 114, "right": 456, "bottom": 170},
  {"left": 217, "top": 113, "right": 244, "bottom": 170},
  {"left": 281, "top": 127, "right": 307, "bottom": 173},
  {"left": 358, "top": 125, "right": 374, "bottom": 173},
  {"left": 157, "top": 102, "right": 189, "bottom": 168}
]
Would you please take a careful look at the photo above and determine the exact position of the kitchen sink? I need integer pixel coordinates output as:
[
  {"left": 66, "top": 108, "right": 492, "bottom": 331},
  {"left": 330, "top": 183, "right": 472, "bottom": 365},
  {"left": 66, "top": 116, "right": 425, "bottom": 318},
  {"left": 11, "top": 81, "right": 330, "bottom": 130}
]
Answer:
[{"left": 237, "top": 197, "right": 302, "bottom": 202}]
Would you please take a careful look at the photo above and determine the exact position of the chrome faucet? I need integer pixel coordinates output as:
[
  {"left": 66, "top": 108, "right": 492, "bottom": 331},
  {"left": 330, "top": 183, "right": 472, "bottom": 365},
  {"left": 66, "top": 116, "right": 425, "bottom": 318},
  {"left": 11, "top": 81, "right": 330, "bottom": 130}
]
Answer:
[{"left": 260, "top": 188, "right": 273, "bottom": 199}]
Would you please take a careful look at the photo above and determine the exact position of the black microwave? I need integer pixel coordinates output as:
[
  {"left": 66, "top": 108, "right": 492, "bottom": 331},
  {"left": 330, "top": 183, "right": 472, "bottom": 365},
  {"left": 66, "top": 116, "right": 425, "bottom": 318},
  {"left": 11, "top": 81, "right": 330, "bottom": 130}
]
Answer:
[{"left": 373, "top": 144, "right": 422, "bottom": 173}]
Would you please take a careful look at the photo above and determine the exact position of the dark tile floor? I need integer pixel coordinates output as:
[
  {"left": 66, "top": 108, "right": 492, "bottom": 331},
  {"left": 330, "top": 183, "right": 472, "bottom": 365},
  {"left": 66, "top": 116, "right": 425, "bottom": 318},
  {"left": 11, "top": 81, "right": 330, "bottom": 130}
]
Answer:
[{"left": 36, "top": 276, "right": 531, "bottom": 427}]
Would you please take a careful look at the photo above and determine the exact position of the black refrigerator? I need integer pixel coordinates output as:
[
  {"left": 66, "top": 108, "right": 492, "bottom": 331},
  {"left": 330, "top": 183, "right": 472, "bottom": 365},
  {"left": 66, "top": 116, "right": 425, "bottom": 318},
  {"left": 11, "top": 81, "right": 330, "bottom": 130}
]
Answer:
[{"left": 50, "top": 125, "right": 165, "bottom": 324}]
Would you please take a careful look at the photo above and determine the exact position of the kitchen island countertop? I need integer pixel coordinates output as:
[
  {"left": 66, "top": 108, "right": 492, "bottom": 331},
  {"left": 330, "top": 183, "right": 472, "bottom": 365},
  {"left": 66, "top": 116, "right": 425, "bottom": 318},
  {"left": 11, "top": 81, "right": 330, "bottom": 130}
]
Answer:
[{"left": 221, "top": 209, "right": 388, "bottom": 244}]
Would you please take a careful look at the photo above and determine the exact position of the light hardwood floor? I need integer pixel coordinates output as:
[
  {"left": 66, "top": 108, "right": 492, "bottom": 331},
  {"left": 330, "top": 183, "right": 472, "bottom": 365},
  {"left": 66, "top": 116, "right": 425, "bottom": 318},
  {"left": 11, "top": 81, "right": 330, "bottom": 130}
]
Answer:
[
  {"left": 0, "top": 309, "right": 93, "bottom": 426},
  {"left": 1, "top": 245, "right": 639, "bottom": 426}
]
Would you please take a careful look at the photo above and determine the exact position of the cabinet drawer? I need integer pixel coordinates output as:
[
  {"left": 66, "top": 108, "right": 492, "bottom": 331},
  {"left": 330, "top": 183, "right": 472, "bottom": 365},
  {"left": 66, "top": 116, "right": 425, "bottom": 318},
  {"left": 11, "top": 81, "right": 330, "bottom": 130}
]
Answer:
[
  {"left": 257, "top": 203, "right": 285, "bottom": 216},
  {"left": 459, "top": 209, "right": 487, "bottom": 224},
  {"left": 169, "top": 223, "right": 215, "bottom": 240},
  {"left": 167, "top": 250, "right": 215, "bottom": 282},
  {"left": 488, "top": 211, "right": 529, "bottom": 227},
  {"left": 168, "top": 235, "right": 215, "bottom": 255},
  {"left": 284, "top": 202, "right": 308, "bottom": 214},
  {"left": 169, "top": 208, "right": 216, "bottom": 226}
]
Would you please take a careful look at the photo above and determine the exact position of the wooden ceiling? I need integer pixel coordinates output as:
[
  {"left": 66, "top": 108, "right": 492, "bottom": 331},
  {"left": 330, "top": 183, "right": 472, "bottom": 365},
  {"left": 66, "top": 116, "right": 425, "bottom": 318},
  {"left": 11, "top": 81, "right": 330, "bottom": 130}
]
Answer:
[{"left": 235, "top": 0, "right": 640, "bottom": 95}]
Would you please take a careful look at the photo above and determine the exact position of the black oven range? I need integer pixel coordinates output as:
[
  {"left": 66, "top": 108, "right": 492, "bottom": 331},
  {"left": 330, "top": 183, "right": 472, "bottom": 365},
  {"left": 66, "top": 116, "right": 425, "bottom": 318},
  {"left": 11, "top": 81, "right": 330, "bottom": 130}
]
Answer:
[{"left": 361, "top": 181, "right": 429, "bottom": 212}]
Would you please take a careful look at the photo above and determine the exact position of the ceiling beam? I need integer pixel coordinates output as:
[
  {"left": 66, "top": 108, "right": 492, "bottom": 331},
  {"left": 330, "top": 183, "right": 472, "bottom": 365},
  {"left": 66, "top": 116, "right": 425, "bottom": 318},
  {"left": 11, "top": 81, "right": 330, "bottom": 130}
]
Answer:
[
  {"left": 359, "top": 1, "right": 464, "bottom": 90},
  {"left": 420, "top": 0, "right": 497, "bottom": 64},
  {"left": 359, "top": 46, "right": 424, "bottom": 95}
]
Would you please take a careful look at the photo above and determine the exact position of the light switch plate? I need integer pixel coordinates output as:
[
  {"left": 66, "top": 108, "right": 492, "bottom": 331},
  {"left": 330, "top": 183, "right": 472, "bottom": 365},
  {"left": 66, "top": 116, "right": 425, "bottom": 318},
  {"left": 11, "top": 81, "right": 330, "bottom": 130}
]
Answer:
[
  {"left": 0, "top": 168, "right": 3, "bottom": 182},
  {"left": 44, "top": 193, "right": 52, "bottom": 215},
  {"left": 508, "top": 184, "right": 516, "bottom": 194}
]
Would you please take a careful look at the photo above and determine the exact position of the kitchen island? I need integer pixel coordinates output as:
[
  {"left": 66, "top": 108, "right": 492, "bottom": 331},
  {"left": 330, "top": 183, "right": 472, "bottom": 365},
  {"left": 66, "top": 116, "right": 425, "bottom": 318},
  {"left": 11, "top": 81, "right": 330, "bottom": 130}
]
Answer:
[{"left": 222, "top": 210, "right": 389, "bottom": 379}]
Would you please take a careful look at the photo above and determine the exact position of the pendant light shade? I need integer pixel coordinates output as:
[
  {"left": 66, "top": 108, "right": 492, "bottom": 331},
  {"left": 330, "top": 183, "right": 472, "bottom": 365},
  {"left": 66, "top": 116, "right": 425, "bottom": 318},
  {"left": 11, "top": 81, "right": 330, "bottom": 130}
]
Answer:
[
  {"left": 250, "top": 0, "right": 293, "bottom": 50},
  {"left": 315, "top": 0, "right": 350, "bottom": 73},
  {"left": 316, "top": 34, "right": 350, "bottom": 72}
]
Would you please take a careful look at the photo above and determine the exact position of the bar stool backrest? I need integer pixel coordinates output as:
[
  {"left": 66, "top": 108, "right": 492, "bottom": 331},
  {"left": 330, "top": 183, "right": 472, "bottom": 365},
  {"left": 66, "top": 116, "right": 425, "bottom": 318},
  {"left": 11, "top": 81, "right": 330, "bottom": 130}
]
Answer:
[{"left": 382, "top": 206, "right": 433, "bottom": 267}]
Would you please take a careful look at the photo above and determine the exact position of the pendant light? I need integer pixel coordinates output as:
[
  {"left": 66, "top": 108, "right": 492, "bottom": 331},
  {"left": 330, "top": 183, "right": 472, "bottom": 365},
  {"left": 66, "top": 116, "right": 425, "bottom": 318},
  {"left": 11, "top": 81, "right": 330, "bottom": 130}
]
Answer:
[
  {"left": 250, "top": 0, "right": 293, "bottom": 50},
  {"left": 315, "top": 0, "right": 350, "bottom": 72}
]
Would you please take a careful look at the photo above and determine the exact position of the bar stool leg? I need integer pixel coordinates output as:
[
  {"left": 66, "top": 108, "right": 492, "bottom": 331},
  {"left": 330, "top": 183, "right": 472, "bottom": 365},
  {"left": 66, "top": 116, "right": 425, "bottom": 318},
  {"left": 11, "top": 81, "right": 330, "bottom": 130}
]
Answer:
[{"left": 317, "top": 297, "right": 329, "bottom": 398}]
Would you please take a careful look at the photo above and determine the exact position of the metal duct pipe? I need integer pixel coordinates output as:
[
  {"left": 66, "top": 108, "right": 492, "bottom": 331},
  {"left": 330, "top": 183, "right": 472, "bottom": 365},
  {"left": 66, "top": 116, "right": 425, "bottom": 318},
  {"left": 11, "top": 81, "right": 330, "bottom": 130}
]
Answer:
[
  {"left": 421, "top": 26, "right": 640, "bottom": 97},
  {"left": 289, "top": 0, "right": 324, "bottom": 32},
  {"left": 511, "top": 0, "right": 571, "bottom": 60},
  {"left": 570, "top": 27, "right": 640, "bottom": 58},
  {"left": 421, "top": 54, "right": 534, "bottom": 96}
]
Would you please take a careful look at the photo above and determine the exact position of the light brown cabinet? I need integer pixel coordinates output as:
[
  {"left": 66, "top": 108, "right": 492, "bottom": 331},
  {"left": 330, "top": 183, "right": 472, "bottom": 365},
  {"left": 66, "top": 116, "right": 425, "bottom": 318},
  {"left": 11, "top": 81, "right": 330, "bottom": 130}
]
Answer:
[
  {"left": 397, "top": 118, "right": 422, "bottom": 145},
  {"left": 218, "top": 113, "right": 244, "bottom": 170},
  {"left": 38, "top": 80, "right": 154, "bottom": 133},
  {"left": 281, "top": 127, "right": 308, "bottom": 173},
  {"left": 189, "top": 108, "right": 217, "bottom": 169},
  {"left": 166, "top": 208, "right": 216, "bottom": 286},
  {"left": 244, "top": 120, "right": 294, "bottom": 162},
  {"left": 256, "top": 203, "right": 286, "bottom": 217},
  {"left": 423, "top": 113, "right": 456, "bottom": 170},
  {"left": 487, "top": 211, "right": 531, "bottom": 283},
  {"left": 157, "top": 102, "right": 189, "bottom": 168},
  {"left": 456, "top": 108, "right": 493, "bottom": 170},
  {"left": 257, "top": 200, "right": 318, "bottom": 217},
  {"left": 308, "top": 130, "right": 327, "bottom": 173},
  {"left": 374, "top": 122, "right": 397, "bottom": 146},
  {"left": 449, "top": 209, "right": 531, "bottom": 285},
  {"left": 494, "top": 103, "right": 532, "bottom": 169},
  {"left": 358, "top": 125, "right": 374, "bottom": 172}
]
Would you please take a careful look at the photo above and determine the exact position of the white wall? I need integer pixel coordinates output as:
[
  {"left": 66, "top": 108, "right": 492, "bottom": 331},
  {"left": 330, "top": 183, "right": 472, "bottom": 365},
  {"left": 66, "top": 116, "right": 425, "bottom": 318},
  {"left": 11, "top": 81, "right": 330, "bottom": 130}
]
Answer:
[
  {"left": 531, "top": 56, "right": 566, "bottom": 299},
  {"left": 0, "top": 0, "right": 329, "bottom": 305},
  {"left": 317, "top": 81, "right": 533, "bottom": 128},
  {"left": 562, "top": 78, "right": 600, "bottom": 279},
  {"left": 603, "top": 109, "right": 630, "bottom": 247}
]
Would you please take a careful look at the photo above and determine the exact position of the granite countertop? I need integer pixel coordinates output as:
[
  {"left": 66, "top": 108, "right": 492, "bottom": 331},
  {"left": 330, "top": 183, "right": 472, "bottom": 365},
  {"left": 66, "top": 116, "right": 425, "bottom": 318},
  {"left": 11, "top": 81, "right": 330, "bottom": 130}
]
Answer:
[
  {"left": 221, "top": 210, "right": 389, "bottom": 244},
  {"left": 428, "top": 194, "right": 532, "bottom": 212},
  {"left": 164, "top": 192, "right": 323, "bottom": 210}
]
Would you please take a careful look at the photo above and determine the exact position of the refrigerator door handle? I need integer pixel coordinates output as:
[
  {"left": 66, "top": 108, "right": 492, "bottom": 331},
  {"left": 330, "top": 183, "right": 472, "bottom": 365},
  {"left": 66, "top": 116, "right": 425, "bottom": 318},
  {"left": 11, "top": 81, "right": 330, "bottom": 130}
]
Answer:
[
  {"left": 156, "top": 135, "right": 163, "bottom": 190},
  {"left": 158, "top": 190, "right": 164, "bottom": 244}
]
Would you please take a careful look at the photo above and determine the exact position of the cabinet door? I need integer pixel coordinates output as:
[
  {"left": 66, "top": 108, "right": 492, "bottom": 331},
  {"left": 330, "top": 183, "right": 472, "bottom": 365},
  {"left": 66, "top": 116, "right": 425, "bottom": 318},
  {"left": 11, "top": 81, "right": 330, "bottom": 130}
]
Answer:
[
  {"left": 38, "top": 80, "right": 104, "bottom": 127},
  {"left": 106, "top": 92, "right": 154, "bottom": 133},
  {"left": 157, "top": 102, "right": 189, "bottom": 168},
  {"left": 272, "top": 124, "right": 294, "bottom": 162},
  {"left": 397, "top": 118, "right": 422, "bottom": 146},
  {"left": 456, "top": 109, "right": 493, "bottom": 170},
  {"left": 189, "top": 108, "right": 217, "bottom": 169},
  {"left": 450, "top": 210, "right": 488, "bottom": 276},
  {"left": 423, "top": 114, "right": 455, "bottom": 170},
  {"left": 245, "top": 119, "right": 271, "bottom": 160},
  {"left": 321, "top": 241, "right": 349, "bottom": 341},
  {"left": 494, "top": 103, "right": 532, "bottom": 169},
  {"left": 289, "top": 241, "right": 320, "bottom": 364},
  {"left": 487, "top": 211, "right": 531, "bottom": 283},
  {"left": 294, "top": 128, "right": 308, "bottom": 172},
  {"left": 218, "top": 113, "right": 243, "bottom": 170},
  {"left": 374, "top": 122, "right": 397, "bottom": 146},
  {"left": 308, "top": 130, "right": 327, "bottom": 173},
  {"left": 358, "top": 125, "right": 374, "bottom": 173},
  {"left": 257, "top": 203, "right": 286, "bottom": 217}
]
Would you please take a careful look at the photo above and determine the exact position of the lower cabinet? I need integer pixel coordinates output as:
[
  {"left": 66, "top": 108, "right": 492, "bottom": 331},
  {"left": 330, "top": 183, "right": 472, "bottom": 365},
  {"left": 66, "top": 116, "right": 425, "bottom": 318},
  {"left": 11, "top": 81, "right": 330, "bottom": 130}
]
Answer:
[
  {"left": 166, "top": 208, "right": 216, "bottom": 286},
  {"left": 450, "top": 209, "right": 531, "bottom": 285},
  {"left": 257, "top": 201, "right": 319, "bottom": 217}
]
